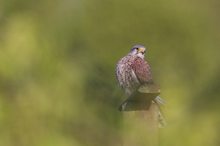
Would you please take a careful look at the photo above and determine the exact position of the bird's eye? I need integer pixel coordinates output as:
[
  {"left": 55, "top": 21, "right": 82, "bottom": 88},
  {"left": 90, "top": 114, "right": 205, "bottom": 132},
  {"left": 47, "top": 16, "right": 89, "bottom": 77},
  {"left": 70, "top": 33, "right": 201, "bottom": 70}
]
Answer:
[{"left": 132, "top": 47, "right": 139, "bottom": 51}]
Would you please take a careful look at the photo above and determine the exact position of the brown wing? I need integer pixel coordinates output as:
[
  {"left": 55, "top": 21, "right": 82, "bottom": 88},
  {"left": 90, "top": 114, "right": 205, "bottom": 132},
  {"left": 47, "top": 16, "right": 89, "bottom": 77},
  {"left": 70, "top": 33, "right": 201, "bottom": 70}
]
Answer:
[{"left": 131, "top": 57, "right": 153, "bottom": 84}]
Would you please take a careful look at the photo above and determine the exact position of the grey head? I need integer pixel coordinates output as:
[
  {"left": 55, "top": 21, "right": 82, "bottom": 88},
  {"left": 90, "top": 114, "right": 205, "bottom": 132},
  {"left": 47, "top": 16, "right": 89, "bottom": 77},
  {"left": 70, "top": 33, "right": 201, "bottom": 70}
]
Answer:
[{"left": 130, "top": 44, "right": 147, "bottom": 59}]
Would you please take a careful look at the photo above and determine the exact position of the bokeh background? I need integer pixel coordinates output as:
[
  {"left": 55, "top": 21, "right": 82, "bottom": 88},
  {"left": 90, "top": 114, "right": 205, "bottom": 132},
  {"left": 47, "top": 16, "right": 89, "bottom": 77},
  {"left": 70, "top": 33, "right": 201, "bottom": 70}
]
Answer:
[{"left": 0, "top": 0, "right": 220, "bottom": 146}]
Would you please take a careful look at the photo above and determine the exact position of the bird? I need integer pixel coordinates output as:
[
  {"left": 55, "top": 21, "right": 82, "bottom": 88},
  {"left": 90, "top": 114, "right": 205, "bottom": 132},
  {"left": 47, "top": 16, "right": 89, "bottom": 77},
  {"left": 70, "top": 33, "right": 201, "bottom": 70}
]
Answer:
[
  {"left": 116, "top": 45, "right": 153, "bottom": 96},
  {"left": 116, "top": 44, "right": 166, "bottom": 127}
]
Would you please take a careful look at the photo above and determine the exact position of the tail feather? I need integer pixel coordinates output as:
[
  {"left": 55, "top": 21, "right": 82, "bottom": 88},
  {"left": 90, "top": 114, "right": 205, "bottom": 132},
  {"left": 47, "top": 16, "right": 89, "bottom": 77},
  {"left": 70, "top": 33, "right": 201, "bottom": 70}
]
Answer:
[{"left": 154, "top": 96, "right": 166, "bottom": 105}]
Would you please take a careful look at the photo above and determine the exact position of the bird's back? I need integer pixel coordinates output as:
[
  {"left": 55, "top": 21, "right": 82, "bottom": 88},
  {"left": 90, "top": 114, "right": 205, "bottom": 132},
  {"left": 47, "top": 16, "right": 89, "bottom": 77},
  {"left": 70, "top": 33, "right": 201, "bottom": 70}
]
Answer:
[
  {"left": 131, "top": 57, "right": 153, "bottom": 84},
  {"left": 116, "top": 54, "right": 153, "bottom": 96}
]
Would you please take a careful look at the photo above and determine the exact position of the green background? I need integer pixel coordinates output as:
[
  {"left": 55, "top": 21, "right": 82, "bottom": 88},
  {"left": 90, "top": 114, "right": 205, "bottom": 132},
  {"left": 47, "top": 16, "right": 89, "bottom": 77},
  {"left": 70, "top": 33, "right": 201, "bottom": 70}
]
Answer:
[{"left": 0, "top": 0, "right": 219, "bottom": 145}]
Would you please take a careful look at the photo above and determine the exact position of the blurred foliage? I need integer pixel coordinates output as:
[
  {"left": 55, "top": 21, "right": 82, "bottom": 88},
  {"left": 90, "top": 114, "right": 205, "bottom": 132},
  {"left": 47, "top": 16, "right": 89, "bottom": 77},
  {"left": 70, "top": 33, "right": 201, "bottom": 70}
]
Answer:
[{"left": 0, "top": 0, "right": 220, "bottom": 146}]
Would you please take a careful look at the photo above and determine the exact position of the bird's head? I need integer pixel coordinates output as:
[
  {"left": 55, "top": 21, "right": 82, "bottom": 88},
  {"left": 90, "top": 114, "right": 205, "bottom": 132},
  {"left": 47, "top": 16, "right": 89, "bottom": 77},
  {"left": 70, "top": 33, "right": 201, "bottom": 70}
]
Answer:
[{"left": 130, "top": 45, "right": 146, "bottom": 58}]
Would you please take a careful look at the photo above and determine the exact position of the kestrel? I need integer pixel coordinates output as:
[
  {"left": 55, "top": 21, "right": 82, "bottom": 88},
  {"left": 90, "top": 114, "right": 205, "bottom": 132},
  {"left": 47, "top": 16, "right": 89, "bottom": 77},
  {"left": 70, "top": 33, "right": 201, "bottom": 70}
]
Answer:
[
  {"left": 116, "top": 45, "right": 165, "bottom": 126},
  {"left": 116, "top": 45, "right": 153, "bottom": 96},
  {"left": 116, "top": 44, "right": 165, "bottom": 103}
]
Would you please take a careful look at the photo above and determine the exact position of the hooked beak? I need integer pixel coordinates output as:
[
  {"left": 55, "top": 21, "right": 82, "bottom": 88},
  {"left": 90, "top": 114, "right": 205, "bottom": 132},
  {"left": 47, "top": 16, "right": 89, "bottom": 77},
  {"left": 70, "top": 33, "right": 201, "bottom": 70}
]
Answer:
[{"left": 138, "top": 47, "right": 146, "bottom": 54}]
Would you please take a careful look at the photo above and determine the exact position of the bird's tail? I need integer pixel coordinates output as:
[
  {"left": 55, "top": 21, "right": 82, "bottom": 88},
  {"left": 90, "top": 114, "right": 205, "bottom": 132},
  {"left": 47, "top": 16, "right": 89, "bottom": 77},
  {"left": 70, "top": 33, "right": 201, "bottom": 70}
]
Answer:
[
  {"left": 154, "top": 96, "right": 166, "bottom": 105},
  {"left": 154, "top": 96, "right": 166, "bottom": 128}
]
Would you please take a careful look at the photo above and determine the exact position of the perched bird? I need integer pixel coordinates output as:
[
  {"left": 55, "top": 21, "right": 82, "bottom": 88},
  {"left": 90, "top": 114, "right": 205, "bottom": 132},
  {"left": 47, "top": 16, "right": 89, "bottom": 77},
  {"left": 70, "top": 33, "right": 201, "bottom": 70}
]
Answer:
[
  {"left": 116, "top": 45, "right": 153, "bottom": 96},
  {"left": 116, "top": 45, "right": 165, "bottom": 126}
]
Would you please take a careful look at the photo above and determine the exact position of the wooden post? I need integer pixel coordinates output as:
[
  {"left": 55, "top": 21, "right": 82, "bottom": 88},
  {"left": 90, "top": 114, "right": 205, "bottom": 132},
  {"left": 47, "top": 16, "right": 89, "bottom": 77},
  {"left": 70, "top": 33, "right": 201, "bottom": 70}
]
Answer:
[{"left": 119, "top": 85, "right": 161, "bottom": 146}]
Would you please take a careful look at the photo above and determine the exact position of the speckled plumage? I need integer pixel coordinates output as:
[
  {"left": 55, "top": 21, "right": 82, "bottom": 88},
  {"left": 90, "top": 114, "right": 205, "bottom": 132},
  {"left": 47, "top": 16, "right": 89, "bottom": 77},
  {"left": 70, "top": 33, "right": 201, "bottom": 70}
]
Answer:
[
  {"left": 116, "top": 45, "right": 153, "bottom": 96},
  {"left": 116, "top": 45, "right": 166, "bottom": 127}
]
